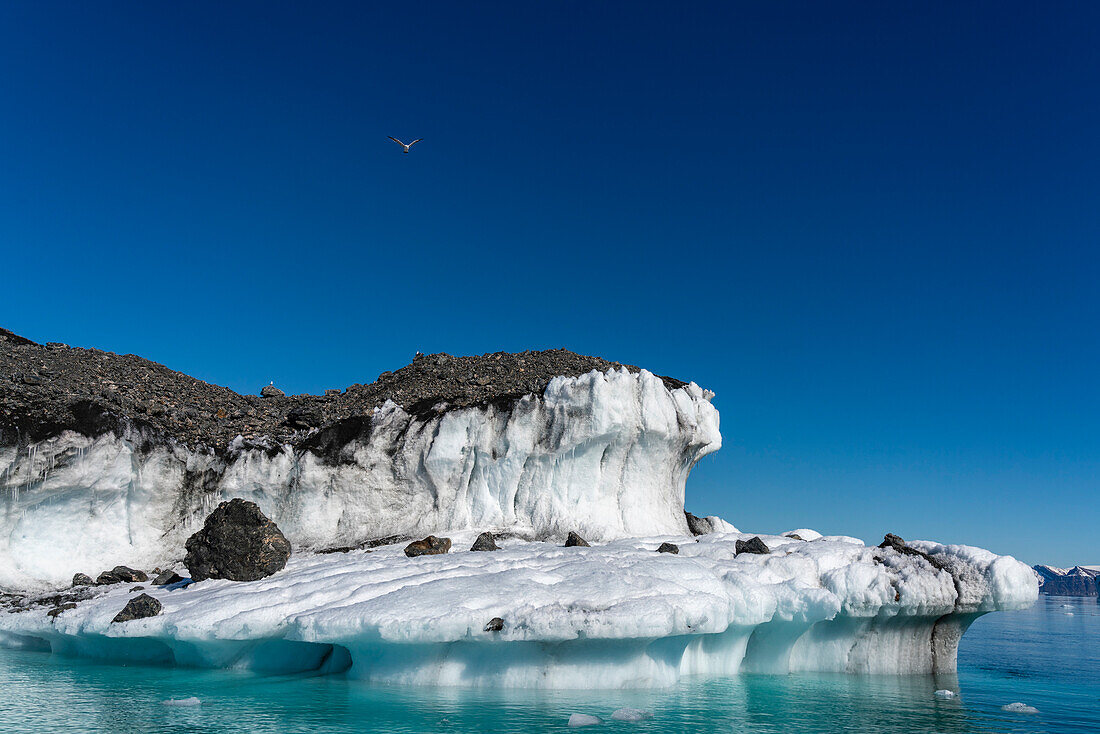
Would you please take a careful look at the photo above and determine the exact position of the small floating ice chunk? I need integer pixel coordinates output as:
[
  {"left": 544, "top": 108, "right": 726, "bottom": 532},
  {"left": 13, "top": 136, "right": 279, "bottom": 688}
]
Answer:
[
  {"left": 611, "top": 708, "right": 653, "bottom": 721},
  {"left": 1061, "top": 604, "right": 1073, "bottom": 608},
  {"left": 1065, "top": 612, "right": 1074, "bottom": 616},
  {"left": 1001, "top": 702, "right": 1038, "bottom": 714},
  {"left": 934, "top": 689, "right": 956, "bottom": 700},
  {"left": 161, "top": 697, "right": 202, "bottom": 707},
  {"left": 568, "top": 713, "right": 603, "bottom": 727}
]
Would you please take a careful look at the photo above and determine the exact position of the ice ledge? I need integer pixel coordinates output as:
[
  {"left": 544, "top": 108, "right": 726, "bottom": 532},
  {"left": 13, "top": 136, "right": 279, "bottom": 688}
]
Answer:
[{"left": 0, "top": 532, "right": 1037, "bottom": 688}]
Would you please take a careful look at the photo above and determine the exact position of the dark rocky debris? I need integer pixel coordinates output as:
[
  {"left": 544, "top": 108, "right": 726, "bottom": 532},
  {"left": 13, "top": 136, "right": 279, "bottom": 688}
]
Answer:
[
  {"left": 878, "top": 533, "right": 947, "bottom": 571},
  {"left": 785, "top": 534, "right": 805, "bottom": 541},
  {"left": 470, "top": 532, "right": 500, "bottom": 552},
  {"left": 685, "top": 512, "right": 713, "bottom": 536},
  {"left": 111, "top": 593, "right": 162, "bottom": 623},
  {"left": 71, "top": 573, "right": 94, "bottom": 587},
  {"left": 657, "top": 542, "right": 679, "bottom": 554},
  {"left": 95, "top": 566, "right": 148, "bottom": 585},
  {"left": 484, "top": 617, "right": 504, "bottom": 632},
  {"left": 47, "top": 602, "right": 76, "bottom": 618},
  {"left": 404, "top": 536, "right": 452, "bottom": 557},
  {"left": 564, "top": 532, "right": 590, "bottom": 548},
  {"left": 1, "top": 327, "right": 686, "bottom": 452},
  {"left": 153, "top": 570, "right": 184, "bottom": 586},
  {"left": 184, "top": 499, "right": 291, "bottom": 582},
  {"left": 735, "top": 537, "right": 770, "bottom": 555}
]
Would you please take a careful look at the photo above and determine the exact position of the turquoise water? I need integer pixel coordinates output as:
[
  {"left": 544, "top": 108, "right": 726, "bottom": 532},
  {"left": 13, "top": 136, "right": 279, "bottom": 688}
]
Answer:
[{"left": 0, "top": 595, "right": 1096, "bottom": 732}]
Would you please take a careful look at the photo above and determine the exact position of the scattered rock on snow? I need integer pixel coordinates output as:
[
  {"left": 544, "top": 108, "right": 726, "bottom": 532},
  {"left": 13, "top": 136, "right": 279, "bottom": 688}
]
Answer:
[
  {"left": 111, "top": 593, "right": 162, "bottom": 623},
  {"left": 878, "top": 533, "right": 947, "bottom": 570},
  {"left": 470, "top": 532, "right": 500, "bottom": 552},
  {"left": 685, "top": 511, "right": 713, "bottom": 536},
  {"left": 111, "top": 566, "right": 148, "bottom": 583},
  {"left": 735, "top": 537, "right": 770, "bottom": 555},
  {"left": 484, "top": 617, "right": 504, "bottom": 632},
  {"left": 184, "top": 499, "right": 292, "bottom": 582},
  {"left": 404, "top": 535, "right": 452, "bottom": 557},
  {"left": 564, "top": 531, "right": 590, "bottom": 547},
  {"left": 47, "top": 602, "right": 77, "bottom": 618},
  {"left": 71, "top": 573, "right": 93, "bottom": 587},
  {"left": 657, "top": 542, "right": 679, "bottom": 554},
  {"left": 153, "top": 570, "right": 184, "bottom": 586}
]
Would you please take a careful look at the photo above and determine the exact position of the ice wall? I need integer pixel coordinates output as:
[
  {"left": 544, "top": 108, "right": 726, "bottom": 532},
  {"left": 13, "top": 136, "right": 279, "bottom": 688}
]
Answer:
[{"left": 0, "top": 369, "right": 720, "bottom": 590}]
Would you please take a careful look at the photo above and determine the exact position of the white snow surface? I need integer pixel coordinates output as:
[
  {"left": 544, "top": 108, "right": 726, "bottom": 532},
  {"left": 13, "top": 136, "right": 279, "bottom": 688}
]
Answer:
[
  {"left": 0, "top": 531, "right": 1037, "bottom": 688},
  {"left": 0, "top": 368, "right": 720, "bottom": 590}
]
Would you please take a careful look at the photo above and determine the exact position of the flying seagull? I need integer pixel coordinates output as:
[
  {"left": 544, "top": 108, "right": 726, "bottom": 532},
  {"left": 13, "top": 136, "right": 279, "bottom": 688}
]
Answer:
[{"left": 388, "top": 136, "right": 422, "bottom": 154}]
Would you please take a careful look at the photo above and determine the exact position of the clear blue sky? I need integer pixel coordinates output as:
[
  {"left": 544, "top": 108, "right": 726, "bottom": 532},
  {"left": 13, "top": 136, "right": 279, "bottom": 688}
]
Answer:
[{"left": 1, "top": 2, "right": 1096, "bottom": 566}]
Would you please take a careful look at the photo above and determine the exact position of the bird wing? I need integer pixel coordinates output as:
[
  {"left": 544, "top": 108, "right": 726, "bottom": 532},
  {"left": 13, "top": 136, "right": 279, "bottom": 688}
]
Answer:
[
  {"left": 408, "top": 138, "right": 423, "bottom": 147},
  {"left": 388, "top": 136, "right": 406, "bottom": 146}
]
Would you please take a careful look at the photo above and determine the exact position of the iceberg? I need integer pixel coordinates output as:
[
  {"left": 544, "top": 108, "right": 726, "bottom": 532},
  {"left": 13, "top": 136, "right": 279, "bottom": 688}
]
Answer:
[{"left": 0, "top": 331, "right": 1038, "bottom": 688}]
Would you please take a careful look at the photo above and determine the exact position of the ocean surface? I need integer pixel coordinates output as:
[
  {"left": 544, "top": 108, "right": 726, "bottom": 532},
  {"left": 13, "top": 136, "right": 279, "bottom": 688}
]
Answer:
[{"left": 0, "top": 595, "right": 1096, "bottom": 733}]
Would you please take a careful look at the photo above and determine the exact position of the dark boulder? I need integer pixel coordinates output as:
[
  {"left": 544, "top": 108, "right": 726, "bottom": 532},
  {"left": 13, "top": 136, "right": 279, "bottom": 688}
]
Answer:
[
  {"left": 470, "top": 532, "right": 500, "bottom": 552},
  {"left": 72, "top": 573, "right": 94, "bottom": 587},
  {"left": 111, "top": 593, "right": 162, "bottom": 623},
  {"left": 153, "top": 570, "right": 184, "bottom": 586},
  {"left": 785, "top": 534, "right": 805, "bottom": 541},
  {"left": 735, "top": 537, "right": 770, "bottom": 555},
  {"left": 110, "top": 566, "right": 148, "bottom": 583},
  {"left": 404, "top": 536, "right": 452, "bottom": 557},
  {"left": 184, "top": 499, "right": 292, "bottom": 582},
  {"left": 260, "top": 383, "right": 285, "bottom": 398},
  {"left": 47, "top": 602, "right": 77, "bottom": 618},
  {"left": 484, "top": 617, "right": 504, "bottom": 632},
  {"left": 130, "top": 586, "right": 145, "bottom": 592},
  {"left": 564, "top": 531, "right": 590, "bottom": 547},
  {"left": 878, "top": 534, "right": 946, "bottom": 571},
  {"left": 685, "top": 512, "right": 713, "bottom": 536},
  {"left": 657, "top": 542, "right": 679, "bottom": 554},
  {"left": 95, "top": 571, "right": 122, "bottom": 585}
]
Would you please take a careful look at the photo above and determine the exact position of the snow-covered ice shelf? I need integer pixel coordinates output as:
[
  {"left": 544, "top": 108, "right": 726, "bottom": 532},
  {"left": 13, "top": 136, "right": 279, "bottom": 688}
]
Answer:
[{"left": 0, "top": 530, "right": 1037, "bottom": 689}]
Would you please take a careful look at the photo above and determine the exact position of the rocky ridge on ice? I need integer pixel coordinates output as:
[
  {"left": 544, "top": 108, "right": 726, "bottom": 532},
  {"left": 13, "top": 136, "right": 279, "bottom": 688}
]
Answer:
[{"left": 0, "top": 327, "right": 683, "bottom": 450}]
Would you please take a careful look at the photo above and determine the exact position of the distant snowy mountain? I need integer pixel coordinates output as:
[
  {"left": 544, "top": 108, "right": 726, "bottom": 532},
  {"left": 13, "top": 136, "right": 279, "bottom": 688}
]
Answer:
[{"left": 1033, "top": 565, "right": 1100, "bottom": 596}]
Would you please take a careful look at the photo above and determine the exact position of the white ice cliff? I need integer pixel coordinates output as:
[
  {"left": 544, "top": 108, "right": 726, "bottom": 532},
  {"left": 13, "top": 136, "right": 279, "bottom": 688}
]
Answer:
[
  {"left": 0, "top": 531, "right": 1037, "bottom": 688},
  {"left": 0, "top": 369, "right": 720, "bottom": 590}
]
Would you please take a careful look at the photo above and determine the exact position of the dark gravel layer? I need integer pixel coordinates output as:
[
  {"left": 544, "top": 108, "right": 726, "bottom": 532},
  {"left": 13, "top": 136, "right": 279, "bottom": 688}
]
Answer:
[{"left": 0, "top": 327, "right": 685, "bottom": 452}]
